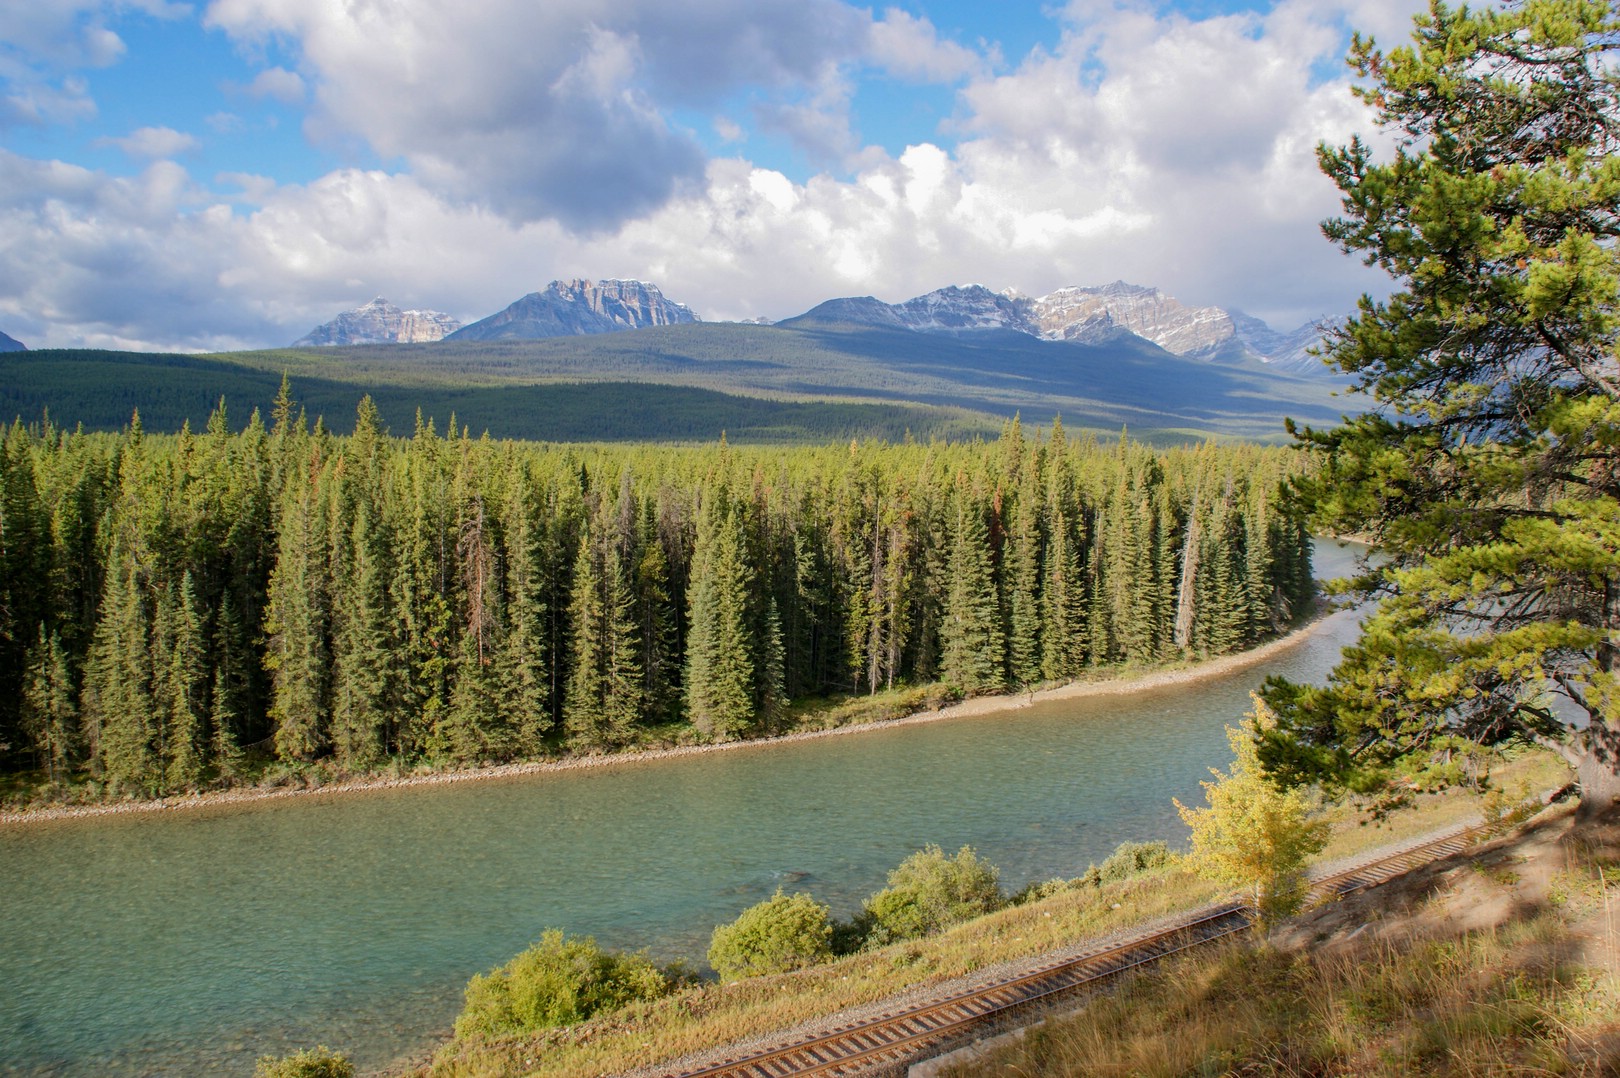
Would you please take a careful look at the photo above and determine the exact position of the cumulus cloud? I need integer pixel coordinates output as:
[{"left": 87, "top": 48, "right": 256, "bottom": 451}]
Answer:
[
  {"left": 201, "top": 0, "right": 890, "bottom": 230},
  {"left": 2, "top": 75, "right": 97, "bottom": 127},
  {"left": 200, "top": 0, "right": 991, "bottom": 232},
  {"left": 0, "top": 0, "right": 188, "bottom": 129},
  {"left": 245, "top": 65, "right": 304, "bottom": 103},
  {"left": 96, "top": 125, "right": 200, "bottom": 159},
  {"left": 3, "top": 0, "right": 1428, "bottom": 349},
  {"left": 867, "top": 8, "right": 985, "bottom": 83}
]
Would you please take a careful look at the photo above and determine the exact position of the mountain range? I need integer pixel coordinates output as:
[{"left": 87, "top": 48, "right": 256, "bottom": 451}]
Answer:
[
  {"left": 292, "top": 297, "right": 462, "bottom": 346},
  {"left": 449, "top": 278, "right": 698, "bottom": 341},
  {"left": 0, "top": 330, "right": 26, "bottom": 352},
  {"left": 293, "top": 279, "right": 1327, "bottom": 375}
]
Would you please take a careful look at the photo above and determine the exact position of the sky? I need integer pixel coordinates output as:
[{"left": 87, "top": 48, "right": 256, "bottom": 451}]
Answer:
[{"left": 0, "top": 0, "right": 1427, "bottom": 352}]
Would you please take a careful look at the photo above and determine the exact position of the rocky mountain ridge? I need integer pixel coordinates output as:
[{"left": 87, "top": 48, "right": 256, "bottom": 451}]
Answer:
[
  {"left": 447, "top": 278, "right": 698, "bottom": 342},
  {"left": 293, "top": 297, "right": 461, "bottom": 347},
  {"left": 0, "top": 330, "right": 26, "bottom": 352},
  {"left": 291, "top": 278, "right": 1326, "bottom": 374},
  {"left": 787, "top": 282, "right": 1325, "bottom": 373}
]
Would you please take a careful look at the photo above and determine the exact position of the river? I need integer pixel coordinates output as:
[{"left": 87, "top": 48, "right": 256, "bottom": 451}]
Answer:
[{"left": 0, "top": 540, "right": 1367, "bottom": 1076}]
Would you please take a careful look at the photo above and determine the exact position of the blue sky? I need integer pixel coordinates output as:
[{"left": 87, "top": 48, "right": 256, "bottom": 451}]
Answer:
[{"left": 0, "top": 0, "right": 1424, "bottom": 350}]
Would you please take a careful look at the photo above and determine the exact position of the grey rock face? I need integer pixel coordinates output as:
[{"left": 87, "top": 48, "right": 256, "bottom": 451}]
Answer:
[
  {"left": 448, "top": 279, "right": 699, "bottom": 341},
  {"left": 891, "top": 284, "right": 1037, "bottom": 334},
  {"left": 1032, "top": 282, "right": 1236, "bottom": 354},
  {"left": 294, "top": 297, "right": 462, "bottom": 346},
  {"left": 786, "top": 280, "right": 1326, "bottom": 371}
]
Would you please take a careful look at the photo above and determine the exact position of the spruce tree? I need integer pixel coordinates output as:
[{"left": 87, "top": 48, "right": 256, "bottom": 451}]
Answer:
[
  {"left": 685, "top": 493, "right": 755, "bottom": 739},
  {"left": 22, "top": 626, "right": 77, "bottom": 785},
  {"left": 160, "top": 572, "right": 208, "bottom": 790},
  {"left": 495, "top": 475, "right": 552, "bottom": 754},
  {"left": 264, "top": 455, "right": 331, "bottom": 763},
  {"left": 84, "top": 541, "right": 157, "bottom": 793},
  {"left": 941, "top": 483, "right": 1004, "bottom": 695}
]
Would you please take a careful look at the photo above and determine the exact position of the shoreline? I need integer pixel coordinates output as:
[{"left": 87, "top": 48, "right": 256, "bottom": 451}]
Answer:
[{"left": 0, "top": 611, "right": 1341, "bottom": 829}]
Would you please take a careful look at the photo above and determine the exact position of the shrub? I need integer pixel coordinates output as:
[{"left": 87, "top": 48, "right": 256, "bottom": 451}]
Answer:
[
  {"left": 253, "top": 1047, "right": 353, "bottom": 1078},
  {"left": 861, "top": 844, "right": 1003, "bottom": 946},
  {"left": 1078, "top": 839, "right": 1175, "bottom": 887},
  {"left": 453, "top": 929, "right": 675, "bottom": 1040},
  {"left": 708, "top": 890, "right": 834, "bottom": 981},
  {"left": 1010, "top": 877, "right": 1073, "bottom": 904}
]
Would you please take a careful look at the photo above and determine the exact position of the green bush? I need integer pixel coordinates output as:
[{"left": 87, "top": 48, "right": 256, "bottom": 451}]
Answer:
[
  {"left": 1079, "top": 839, "right": 1175, "bottom": 887},
  {"left": 453, "top": 929, "right": 675, "bottom": 1040},
  {"left": 708, "top": 889, "right": 834, "bottom": 981},
  {"left": 861, "top": 844, "right": 1003, "bottom": 946},
  {"left": 253, "top": 1046, "right": 353, "bottom": 1078}
]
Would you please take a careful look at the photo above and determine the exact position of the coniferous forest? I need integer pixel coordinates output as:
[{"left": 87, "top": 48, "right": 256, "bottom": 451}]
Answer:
[{"left": 0, "top": 387, "right": 1314, "bottom": 799}]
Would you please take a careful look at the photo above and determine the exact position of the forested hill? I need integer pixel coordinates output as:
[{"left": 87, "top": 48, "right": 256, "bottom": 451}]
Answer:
[
  {"left": 1, "top": 317, "right": 1345, "bottom": 444},
  {"left": 0, "top": 408, "right": 1313, "bottom": 799},
  {"left": 0, "top": 350, "right": 992, "bottom": 445}
]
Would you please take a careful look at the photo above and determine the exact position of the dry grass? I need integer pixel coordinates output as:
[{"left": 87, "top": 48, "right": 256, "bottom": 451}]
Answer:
[
  {"left": 415, "top": 751, "right": 1579, "bottom": 1078},
  {"left": 943, "top": 800, "right": 1620, "bottom": 1078},
  {"left": 422, "top": 866, "right": 1229, "bottom": 1077},
  {"left": 944, "top": 923, "right": 1619, "bottom": 1077},
  {"left": 1312, "top": 750, "right": 1570, "bottom": 865}
]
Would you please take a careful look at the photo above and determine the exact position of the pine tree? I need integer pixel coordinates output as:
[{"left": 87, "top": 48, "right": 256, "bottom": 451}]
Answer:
[
  {"left": 941, "top": 483, "right": 1004, "bottom": 695},
  {"left": 495, "top": 474, "right": 552, "bottom": 755},
  {"left": 330, "top": 504, "right": 394, "bottom": 770},
  {"left": 22, "top": 626, "right": 77, "bottom": 785},
  {"left": 1264, "top": 0, "right": 1620, "bottom": 816},
  {"left": 84, "top": 541, "right": 157, "bottom": 793},
  {"left": 0, "top": 421, "right": 50, "bottom": 764},
  {"left": 633, "top": 505, "right": 678, "bottom": 724},
  {"left": 564, "top": 512, "right": 644, "bottom": 749},
  {"left": 264, "top": 453, "right": 331, "bottom": 762},
  {"left": 685, "top": 493, "right": 755, "bottom": 739},
  {"left": 160, "top": 572, "right": 208, "bottom": 790},
  {"left": 1003, "top": 461, "right": 1044, "bottom": 687}
]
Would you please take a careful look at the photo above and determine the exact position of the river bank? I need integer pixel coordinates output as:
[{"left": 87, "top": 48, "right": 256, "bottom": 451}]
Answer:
[{"left": 0, "top": 610, "right": 1344, "bottom": 829}]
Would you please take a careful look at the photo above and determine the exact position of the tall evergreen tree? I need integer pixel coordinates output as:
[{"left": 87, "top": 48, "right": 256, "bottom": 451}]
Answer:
[
  {"left": 685, "top": 493, "right": 755, "bottom": 739},
  {"left": 158, "top": 571, "right": 208, "bottom": 790},
  {"left": 495, "top": 473, "right": 553, "bottom": 755},
  {"left": 21, "top": 626, "right": 77, "bottom": 785},
  {"left": 83, "top": 541, "right": 157, "bottom": 793},
  {"left": 1263, "top": 0, "right": 1620, "bottom": 816},
  {"left": 941, "top": 483, "right": 1004, "bottom": 695},
  {"left": 564, "top": 514, "right": 645, "bottom": 749},
  {"left": 264, "top": 452, "right": 331, "bottom": 762}
]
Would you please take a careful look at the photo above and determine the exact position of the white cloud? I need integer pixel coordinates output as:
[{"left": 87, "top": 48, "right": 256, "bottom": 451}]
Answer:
[
  {"left": 0, "top": 1, "right": 189, "bottom": 130},
  {"left": 867, "top": 8, "right": 985, "bottom": 83},
  {"left": 97, "top": 125, "right": 200, "bottom": 158},
  {"left": 2, "top": 0, "right": 1429, "bottom": 350},
  {"left": 245, "top": 65, "right": 303, "bottom": 103},
  {"left": 752, "top": 64, "right": 861, "bottom": 166},
  {"left": 2, "top": 75, "right": 97, "bottom": 127},
  {"left": 201, "top": 0, "right": 888, "bottom": 231}
]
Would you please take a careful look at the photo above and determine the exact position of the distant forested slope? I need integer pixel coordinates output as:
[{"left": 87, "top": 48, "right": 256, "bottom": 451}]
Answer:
[
  {"left": 3, "top": 318, "right": 1345, "bottom": 444},
  {"left": 0, "top": 349, "right": 991, "bottom": 443}
]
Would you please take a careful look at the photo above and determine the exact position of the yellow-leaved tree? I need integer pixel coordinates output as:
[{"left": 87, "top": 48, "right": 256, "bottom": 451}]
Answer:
[{"left": 1176, "top": 695, "right": 1329, "bottom": 924}]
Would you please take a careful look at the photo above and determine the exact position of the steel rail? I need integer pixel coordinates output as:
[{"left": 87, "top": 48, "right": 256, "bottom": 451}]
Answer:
[{"left": 655, "top": 817, "right": 1508, "bottom": 1078}]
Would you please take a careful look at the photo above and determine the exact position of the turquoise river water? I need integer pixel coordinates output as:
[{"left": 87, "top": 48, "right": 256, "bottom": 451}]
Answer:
[{"left": 0, "top": 542, "right": 1367, "bottom": 1076}]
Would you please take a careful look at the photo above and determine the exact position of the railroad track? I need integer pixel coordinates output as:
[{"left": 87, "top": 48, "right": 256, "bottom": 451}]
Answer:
[{"left": 654, "top": 818, "right": 1511, "bottom": 1078}]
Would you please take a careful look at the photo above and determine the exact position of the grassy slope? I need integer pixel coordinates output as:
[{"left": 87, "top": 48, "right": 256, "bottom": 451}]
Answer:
[
  {"left": 2, "top": 320, "right": 1346, "bottom": 444},
  {"left": 414, "top": 754, "right": 1577, "bottom": 1078},
  {"left": 947, "top": 801, "right": 1620, "bottom": 1077}
]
